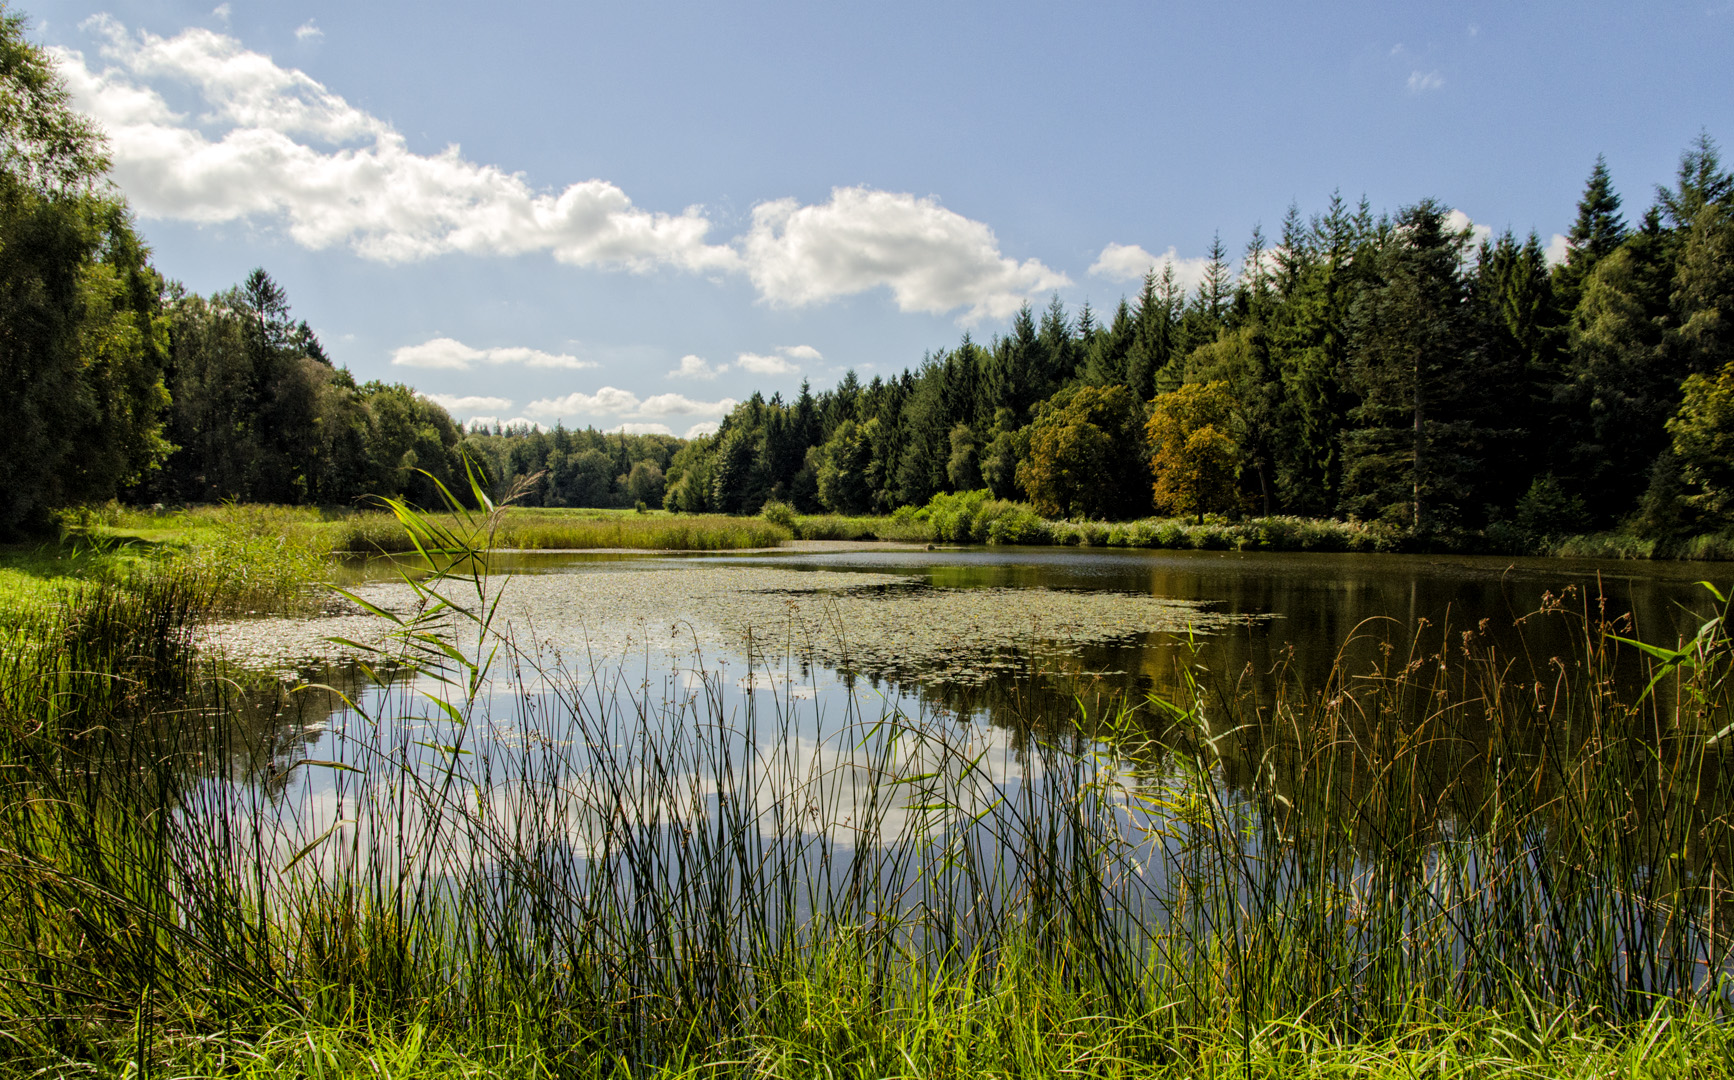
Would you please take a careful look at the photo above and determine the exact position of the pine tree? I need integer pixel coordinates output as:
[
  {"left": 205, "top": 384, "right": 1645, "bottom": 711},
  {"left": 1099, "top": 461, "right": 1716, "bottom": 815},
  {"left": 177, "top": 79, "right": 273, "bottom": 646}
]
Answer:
[
  {"left": 1339, "top": 200, "right": 1485, "bottom": 536},
  {"left": 1555, "top": 155, "right": 1628, "bottom": 306}
]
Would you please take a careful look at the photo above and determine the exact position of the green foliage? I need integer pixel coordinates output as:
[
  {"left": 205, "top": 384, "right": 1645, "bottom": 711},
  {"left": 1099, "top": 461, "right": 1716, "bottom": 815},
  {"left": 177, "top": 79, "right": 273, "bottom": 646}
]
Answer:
[
  {"left": 153, "top": 274, "right": 471, "bottom": 507},
  {"left": 1015, "top": 385, "right": 1150, "bottom": 519},
  {"left": 8, "top": 524, "right": 1734, "bottom": 1072},
  {"left": 1515, "top": 473, "right": 1592, "bottom": 543},
  {"left": 1661, "top": 359, "right": 1734, "bottom": 529},
  {"left": 0, "top": 12, "right": 170, "bottom": 534},
  {"left": 759, "top": 499, "right": 796, "bottom": 529},
  {"left": 1340, "top": 200, "right": 1486, "bottom": 536},
  {"left": 815, "top": 417, "right": 876, "bottom": 514},
  {"left": 1147, "top": 381, "right": 1244, "bottom": 522}
]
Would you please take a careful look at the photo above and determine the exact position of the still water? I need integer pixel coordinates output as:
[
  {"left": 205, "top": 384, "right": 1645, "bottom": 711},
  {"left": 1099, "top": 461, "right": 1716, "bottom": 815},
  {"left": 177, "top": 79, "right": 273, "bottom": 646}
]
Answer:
[
  {"left": 470, "top": 545, "right": 1726, "bottom": 726},
  {"left": 183, "top": 545, "right": 1734, "bottom": 1008}
]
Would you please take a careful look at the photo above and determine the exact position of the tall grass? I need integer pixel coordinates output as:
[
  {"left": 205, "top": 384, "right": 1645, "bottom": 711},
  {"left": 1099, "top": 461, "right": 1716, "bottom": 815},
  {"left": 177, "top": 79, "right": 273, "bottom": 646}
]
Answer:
[
  {"left": 2, "top": 489, "right": 1733, "bottom": 1074},
  {"left": 333, "top": 508, "right": 791, "bottom": 553}
]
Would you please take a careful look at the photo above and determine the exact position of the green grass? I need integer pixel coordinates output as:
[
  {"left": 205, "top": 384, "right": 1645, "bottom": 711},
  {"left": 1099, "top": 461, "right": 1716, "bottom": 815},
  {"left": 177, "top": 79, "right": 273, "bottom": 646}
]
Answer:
[
  {"left": 5, "top": 490, "right": 1734, "bottom": 1074},
  {"left": 333, "top": 508, "right": 792, "bottom": 553},
  {"left": 87, "top": 501, "right": 793, "bottom": 554},
  {"left": 2, "top": 533, "right": 1733, "bottom": 1075}
]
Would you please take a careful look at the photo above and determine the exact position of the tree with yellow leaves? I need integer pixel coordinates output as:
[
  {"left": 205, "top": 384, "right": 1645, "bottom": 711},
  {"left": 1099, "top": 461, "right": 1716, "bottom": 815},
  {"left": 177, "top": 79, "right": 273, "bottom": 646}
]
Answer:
[{"left": 1146, "top": 381, "right": 1244, "bottom": 522}]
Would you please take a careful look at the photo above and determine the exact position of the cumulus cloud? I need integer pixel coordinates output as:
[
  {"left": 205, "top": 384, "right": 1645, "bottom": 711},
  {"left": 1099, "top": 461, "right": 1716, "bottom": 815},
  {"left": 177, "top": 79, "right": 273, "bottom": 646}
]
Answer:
[
  {"left": 1407, "top": 70, "right": 1444, "bottom": 93},
  {"left": 54, "top": 19, "right": 739, "bottom": 270},
  {"left": 420, "top": 393, "right": 513, "bottom": 414},
  {"left": 211, "top": 4, "right": 230, "bottom": 23},
  {"left": 1443, "top": 208, "right": 1493, "bottom": 248},
  {"left": 611, "top": 422, "right": 674, "bottom": 436},
  {"left": 293, "top": 21, "right": 322, "bottom": 42},
  {"left": 668, "top": 354, "right": 723, "bottom": 380},
  {"left": 1545, "top": 233, "right": 1570, "bottom": 267},
  {"left": 736, "top": 344, "right": 817, "bottom": 376},
  {"left": 523, "top": 388, "right": 737, "bottom": 420},
  {"left": 637, "top": 392, "right": 736, "bottom": 416},
  {"left": 736, "top": 352, "right": 795, "bottom": 375},
  {"left": 1088, "top": 242, "right": 1215, "bottom": 293},
  {"left": 742, "top": 187, "right": 1069, "bottom": 321},
  {"left": 53, "top": 19, "right": 1069, "bottom": 321},
  {"left": 684, "top": 421, "right": 720, "bottom": 439},
  {"left": 391, "top": 336, "right": 595, "bottom": 370}
]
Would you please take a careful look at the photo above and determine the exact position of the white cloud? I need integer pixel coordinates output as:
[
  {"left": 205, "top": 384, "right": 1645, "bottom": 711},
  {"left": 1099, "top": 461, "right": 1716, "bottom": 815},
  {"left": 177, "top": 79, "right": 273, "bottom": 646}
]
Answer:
[
  {"left": 1443, "top": 208, "right": 1493, "bottom": 248},
  {"left": 1407, "top": 70, "right": 1444, "bottom": 93},
  {"left": 525, "top": 387, "right": 642, "bottom": 416},
  {"left": 684, "top": 421, "right": 720, "bottom": 439},
  {"left": 54, "top": 20, "right": 739, "bottom": 270},
  {"left": 735, "top": 344, "right": 818, "bottom": 375},
  {"left": 1088, "top": 242, "right": 1214, "bottom": 293},
  {"left": 391, "top": 336, "right": 595, "bottom": 370},
  {"left": 522, "top": 389, "right": 737, "bottom": 420},
  {"left": 741, "top": 187, "right": 1069, "bottom": 321},
  {"left": 293, "top": 21, "right": 322, "bottom": 42},
  {"left": 211, "top": 4, "right": 231, "bottom": 23},
  {"left": 611, "top": 422, "right": 673, "bottom": 436},
  {"left": 53, "top": 20, "right": 1068, "bottom": 321},
  {"left": 737, "top": 352, "right": 795, "bottom": 375},
  {"left": 668, "top": 353, "right": 723, "bottom": 380},
  {"left": 637, "top": 393, "right": 736, "bottom": 416},
  {"left": 420, "top": 393, "right": 513, "bottom": 414},
  {"left": 1545, "top": 233, "right": 1570, "bottom": 267}
]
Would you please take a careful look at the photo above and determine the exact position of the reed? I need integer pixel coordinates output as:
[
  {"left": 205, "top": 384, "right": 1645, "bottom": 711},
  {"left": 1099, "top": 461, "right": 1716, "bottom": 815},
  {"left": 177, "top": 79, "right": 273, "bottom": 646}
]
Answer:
[
  {"left": 2, "top": 484, "right": 1732, "bottom": 1076},
  {"left": 332, "top": 508, "right": 791, "bottom": 553}
]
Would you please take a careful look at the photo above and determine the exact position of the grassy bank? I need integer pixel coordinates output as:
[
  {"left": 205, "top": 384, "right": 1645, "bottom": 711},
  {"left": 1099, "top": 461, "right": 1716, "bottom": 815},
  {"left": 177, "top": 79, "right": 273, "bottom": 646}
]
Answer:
[
  {"left": 80, "top": 500, "right": 793, "bottom": 554},
  {"left": 3, "top": 503, "right": 1734, "bottom": 1075},
  {"left": 780, "top": 492, "right": 1405, "bottom": 552},
  {"left": 779, "top": 491, "right": 1734, "bottom": 559}
]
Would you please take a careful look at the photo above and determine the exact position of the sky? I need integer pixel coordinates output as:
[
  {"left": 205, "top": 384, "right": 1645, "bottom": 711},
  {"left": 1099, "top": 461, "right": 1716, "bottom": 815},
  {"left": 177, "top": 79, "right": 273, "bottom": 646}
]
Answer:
[{"left": 18, "top": 0, "right": 1734, "bottom": 437}]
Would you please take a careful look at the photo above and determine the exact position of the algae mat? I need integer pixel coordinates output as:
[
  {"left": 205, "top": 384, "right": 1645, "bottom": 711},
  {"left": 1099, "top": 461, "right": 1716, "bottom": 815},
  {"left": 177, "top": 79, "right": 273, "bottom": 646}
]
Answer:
[{"left": 200, "top": 564, "right": 1252, "bottom": 685}]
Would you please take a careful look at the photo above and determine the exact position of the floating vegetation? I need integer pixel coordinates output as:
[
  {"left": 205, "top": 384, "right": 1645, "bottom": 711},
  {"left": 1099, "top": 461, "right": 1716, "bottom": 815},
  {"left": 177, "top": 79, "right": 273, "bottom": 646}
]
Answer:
[{"left": 197, "top": 563, "right": 1253, "bottom": 685}]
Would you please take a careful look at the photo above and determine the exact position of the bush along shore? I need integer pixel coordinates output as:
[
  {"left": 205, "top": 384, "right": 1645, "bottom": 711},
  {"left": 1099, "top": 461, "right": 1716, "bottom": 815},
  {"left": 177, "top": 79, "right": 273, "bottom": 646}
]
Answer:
[
  {"left": 769, "top": 489, "right": 1734, "bottom": 558},
  {"left": 1, "top": 481, "right": 1733, "bottom": 1076},
  {"left": 50, "top": 491, "right": 1734, "bottom": 562}
]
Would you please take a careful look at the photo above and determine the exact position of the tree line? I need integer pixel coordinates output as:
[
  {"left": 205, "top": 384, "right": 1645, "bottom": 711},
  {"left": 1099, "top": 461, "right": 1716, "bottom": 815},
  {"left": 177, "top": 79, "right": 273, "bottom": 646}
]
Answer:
[
  {"left": 7, "top": 8, "right": 1733, "bottom": 549},
  {"left": 0, "top": 9, "right": 686, "bottom": 534},
  {"left": 661, "top": 138, "right": 1734, "bottom": 548}
]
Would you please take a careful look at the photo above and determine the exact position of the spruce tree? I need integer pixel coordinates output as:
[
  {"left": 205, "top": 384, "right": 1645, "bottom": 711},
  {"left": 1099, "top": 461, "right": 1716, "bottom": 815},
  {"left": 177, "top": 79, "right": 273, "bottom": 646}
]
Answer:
[{"left": 1555, "top": 155, "right": 1628, "bottom": 306}]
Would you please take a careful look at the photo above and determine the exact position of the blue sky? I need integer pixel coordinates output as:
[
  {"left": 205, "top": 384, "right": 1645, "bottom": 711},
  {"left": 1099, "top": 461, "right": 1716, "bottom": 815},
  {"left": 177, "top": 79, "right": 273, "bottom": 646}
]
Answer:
[{"left": 21, "top": 0, "right": 1734, "bottom": 435}]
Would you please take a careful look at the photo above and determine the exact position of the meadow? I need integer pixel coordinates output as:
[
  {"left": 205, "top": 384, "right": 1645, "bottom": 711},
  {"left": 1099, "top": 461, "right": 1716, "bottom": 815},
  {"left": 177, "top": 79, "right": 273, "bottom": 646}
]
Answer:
[{"left": 1, "top": 492, "right": 1733, "bottom": 1076}]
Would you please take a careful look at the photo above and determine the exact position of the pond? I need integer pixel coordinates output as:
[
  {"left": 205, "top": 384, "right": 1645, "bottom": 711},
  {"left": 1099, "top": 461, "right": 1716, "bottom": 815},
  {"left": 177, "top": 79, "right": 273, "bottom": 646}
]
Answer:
[
  {"left": 160, "top": 543, "right": 1734, "bottom": 1017},
  {"left": 198, "top": 543, "right": 1731, "bottom": 846},
  {"left": 205, "top": 543, "right": 1730, "bottom": 749}
]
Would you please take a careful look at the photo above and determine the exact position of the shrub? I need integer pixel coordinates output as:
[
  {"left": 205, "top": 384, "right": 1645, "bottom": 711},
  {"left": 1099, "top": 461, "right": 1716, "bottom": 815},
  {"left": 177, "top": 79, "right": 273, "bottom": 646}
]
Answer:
[{"left": 760, "top": 500, "right": 797, "bottom": 530}]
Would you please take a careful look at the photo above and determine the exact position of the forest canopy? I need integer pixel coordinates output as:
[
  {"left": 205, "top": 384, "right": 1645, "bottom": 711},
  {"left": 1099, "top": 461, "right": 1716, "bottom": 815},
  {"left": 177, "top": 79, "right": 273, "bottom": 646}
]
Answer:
[
  {"left": 4, "top": 6, "right": 1733, "bottom": 553},
  {"left": 663, "top": 146, "right": 1734, "bottom": 550}
]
